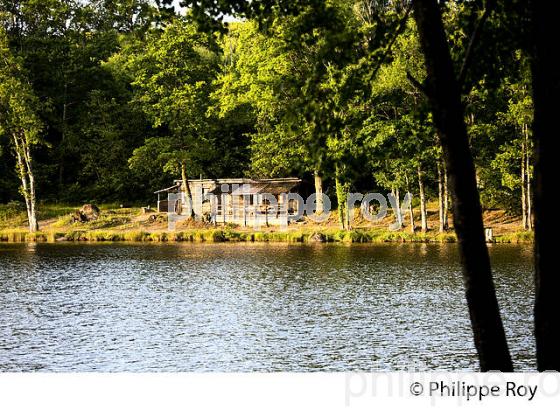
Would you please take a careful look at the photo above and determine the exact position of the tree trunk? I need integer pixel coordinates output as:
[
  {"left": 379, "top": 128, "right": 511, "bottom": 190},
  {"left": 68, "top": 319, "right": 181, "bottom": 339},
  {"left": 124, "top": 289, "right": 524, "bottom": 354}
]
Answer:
[
  {"left": 12, "top": 132, "right": 38, "bottom": 233},
  {"left": 14, "top": 147, "right": 32, "bottom": 226},
  {"left": 412, "top": 0, "right": 512, "bottom": 371},
  {"left": 437, "top": 161, "right": 445, "bottom": 232},
  {"left": 24, "top": 144, "right": 38, "bottom": 232},
  {"left": 346, "top": 202, "right": 351, "bottom": 230},
  {"left": 180, "top": 161, "right": 194, "bottom": 218},
  {"left": 529, "top": 0, "right": 560, "bottom": 371},
  {"left": 418, "top": 165, "right": 428, "bottom": 232},
  {"left": 521, "top": 136, "right": 528, "bottom": 230},
  {"left": 405, "top": 175, "right": 415, "bottom": 233},
  {"left": 525, "top": 123, "right": 533, "bottom": 231},
  {"left": 314, "top": 170, "right": 324, "bottom": 214},
  {"left": 443, "top": 161, "right": 449, "bottom": 230},
  {"left": 396, "top": 188, "right": 403, "bottom": 228},
  {"left": 392, "top": 188, "right": 403, "bottom": 229},
  {"left": 408, "top": 196, "right": 415, "bottom": 233},
  {"left": 335, "top": 174, "right": 347, "bottom": 230},
  {"left": 59, "top": 81, "right": 68, "bottom": 189}
]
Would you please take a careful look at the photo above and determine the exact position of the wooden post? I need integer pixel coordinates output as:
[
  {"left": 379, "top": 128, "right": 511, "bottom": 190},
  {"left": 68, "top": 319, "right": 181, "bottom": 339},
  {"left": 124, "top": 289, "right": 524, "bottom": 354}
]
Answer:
[
  {"left": 265, "top": 201, "right": 269, "bottom": 227},
  {"left": 222, "top": 194, "right": 226, "bottom": 225},
  {"left": 243, "top": 195, "right": 247, "bottom": 227},
  {"left": 485, "top": 228, "right": 493, "bottom": 243},
  {"left": 212, "top": 196, "right": 217, "bottom": 226},
  {"left": 253, "top": 195, "right": 258, "bottom": 228}
]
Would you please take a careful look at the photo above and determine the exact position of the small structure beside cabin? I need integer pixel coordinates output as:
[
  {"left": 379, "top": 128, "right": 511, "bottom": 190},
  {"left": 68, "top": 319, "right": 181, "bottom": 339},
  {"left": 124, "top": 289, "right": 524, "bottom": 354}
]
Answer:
[{"left": 154, "top": 178, "right": 302, "bottom": 226}]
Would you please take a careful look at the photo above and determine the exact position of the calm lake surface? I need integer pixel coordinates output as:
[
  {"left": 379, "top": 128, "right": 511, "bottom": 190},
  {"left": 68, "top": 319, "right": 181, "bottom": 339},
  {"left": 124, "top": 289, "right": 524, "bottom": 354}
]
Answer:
[{"left": 0, "top": 242, "right": 534, "bottom": 371}]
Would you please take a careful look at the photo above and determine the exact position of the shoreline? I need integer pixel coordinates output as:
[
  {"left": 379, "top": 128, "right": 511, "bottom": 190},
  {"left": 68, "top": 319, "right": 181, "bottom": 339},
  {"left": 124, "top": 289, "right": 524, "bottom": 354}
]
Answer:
[
  {"left": 1, "top": 204, "right": 533, "bottom": 245},
  {"left": 0, "top": 228, "right": 533, "bottom": 244}
]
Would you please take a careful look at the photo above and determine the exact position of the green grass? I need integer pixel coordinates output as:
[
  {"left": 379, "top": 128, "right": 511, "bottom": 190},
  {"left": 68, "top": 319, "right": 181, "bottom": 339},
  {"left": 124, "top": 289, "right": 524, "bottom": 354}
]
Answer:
[
  {"left": 0, "top": 202, "right": 28, "bottom": 229},
  {"left": 0, "top": 202, "right": 532, "bottom": 244},
  {"left": 1, "top": 202, "right": 141, "bottom": 229},
  {"left": 0, "top": 202, "right": 93, "bottom": 229},
  {"left": 494, "top": 231, "right": 534, "bottom": 243},
  {"left": 2, "top": 226, "right": 537, "bottom": 244}
]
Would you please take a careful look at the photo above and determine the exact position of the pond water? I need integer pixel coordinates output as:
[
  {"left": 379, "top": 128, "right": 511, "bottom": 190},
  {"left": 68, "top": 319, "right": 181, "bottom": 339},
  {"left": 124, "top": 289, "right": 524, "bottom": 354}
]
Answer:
[{"left": 0, "top": 242, "right": 535, "bottom": 371}]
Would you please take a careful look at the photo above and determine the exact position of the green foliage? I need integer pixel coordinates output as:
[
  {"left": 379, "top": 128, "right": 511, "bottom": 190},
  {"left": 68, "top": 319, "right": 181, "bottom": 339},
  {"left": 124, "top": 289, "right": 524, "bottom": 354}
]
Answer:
[
  {"left": 0, "top": 201, "right": 27, "bottom": 228},
  {"left": 213, "top": 20, "right": 321, "bottom": 177},
  {"left": 0, "top": 225, "right": 466, "bottom": 244},
  {"left": 122, "top": 19, "right": 220, "bottom": 179},
  {"left": 0, "top": 0, "right": 537, "bottom": 233}
]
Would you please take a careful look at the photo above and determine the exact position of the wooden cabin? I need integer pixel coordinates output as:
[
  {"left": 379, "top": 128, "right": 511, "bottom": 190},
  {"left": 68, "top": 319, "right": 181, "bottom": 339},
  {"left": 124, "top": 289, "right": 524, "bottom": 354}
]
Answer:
[{"left": 155, "top": 178, "right": 301, "bottom": 226}]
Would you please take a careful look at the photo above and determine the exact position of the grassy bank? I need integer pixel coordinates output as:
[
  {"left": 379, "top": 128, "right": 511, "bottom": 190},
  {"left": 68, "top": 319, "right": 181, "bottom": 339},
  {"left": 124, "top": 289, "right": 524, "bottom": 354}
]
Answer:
[
  {"left": 0, "top": 227, "right": 535, "bottom": 244},
  {"left": 0, "top": 203, "right": 534, "bottom": 244}
]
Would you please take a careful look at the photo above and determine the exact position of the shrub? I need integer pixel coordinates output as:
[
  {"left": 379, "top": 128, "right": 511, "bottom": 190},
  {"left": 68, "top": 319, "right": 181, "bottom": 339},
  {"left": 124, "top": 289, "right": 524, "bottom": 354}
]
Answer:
[{"left": 209, "top": 230, "right": 226, "bottom": 242}]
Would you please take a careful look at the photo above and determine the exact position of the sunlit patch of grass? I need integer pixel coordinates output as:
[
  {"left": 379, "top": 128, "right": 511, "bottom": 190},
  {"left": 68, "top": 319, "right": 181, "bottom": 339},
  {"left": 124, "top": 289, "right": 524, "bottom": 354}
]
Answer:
[
  {"left": 83, "top": 214, "right": 132, "bottom": 230},
  {"left": 0, "top": 229, "right": 59, "bottom": 242},
  {"left": 0, "top": 223, "right": 525, "bottom": 245},
  {"left": 0, "top": 202, "right": 28, "bottom": 229},
  {"left": 434, "top": 232, "right": 457, "bottom": 243},
  {"left": 38, "top": 204, "right": 78, "bottom": 220},
  {"left": 25, "top": 232, "right": 49, "bottom": 242},
  {"left": 51, "top": 214, "right": 75, "bottom": 228},
  {"left": 85, "top": 231, "right": 126, "bottom": 241},
  {"left": 123, "top": 231, "right": 150, "bottom": 241},
  {"left": 495, "top": 231, "right": 534, "bottom": 243},
  {"left": 0, "top": 229, "right": 27, "bottom": 242}
]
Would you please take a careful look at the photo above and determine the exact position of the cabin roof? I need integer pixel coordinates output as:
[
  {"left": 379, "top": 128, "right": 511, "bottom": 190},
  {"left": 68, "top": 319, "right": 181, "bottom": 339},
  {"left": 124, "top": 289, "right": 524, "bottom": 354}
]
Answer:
[
  {"left": 154, "top": 183, "right": 181, "bottom": 194},
  {"left": 222, "top": 181, "right": 299, "bottom": 196},
  {"left": 154, "top": 178, "right": 300, "bottom": 195},
  {"left": 173, "top": 177, "right": 301, "bottom": 185}
]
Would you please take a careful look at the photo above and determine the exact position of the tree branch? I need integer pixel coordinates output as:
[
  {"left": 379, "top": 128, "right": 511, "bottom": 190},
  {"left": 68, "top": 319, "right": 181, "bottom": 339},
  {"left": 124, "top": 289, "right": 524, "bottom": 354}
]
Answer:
[
  {"left": 406, "top": 71, "right": 430, "bottom": 98},
  {"left": 368, "top": 3, "right": 413, "bottom": 81},
  {"left": 457, "top": 1, "right": 496, "bottom": 88}
]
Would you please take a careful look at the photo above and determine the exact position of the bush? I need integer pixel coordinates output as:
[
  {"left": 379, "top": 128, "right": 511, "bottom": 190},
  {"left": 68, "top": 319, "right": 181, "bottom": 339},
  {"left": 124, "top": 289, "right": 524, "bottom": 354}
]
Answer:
[
  {"left": 207, "top": 230, "right": 223, "bottom": 242},
  {"left": 0, "top": 201, "right": 27, "bottom": 228},
  {"left": 495, "top": 231, "right": 533, "bottom": 243},
  {"left": 124, "top": 231, "right": 150, "bottom": 241}
]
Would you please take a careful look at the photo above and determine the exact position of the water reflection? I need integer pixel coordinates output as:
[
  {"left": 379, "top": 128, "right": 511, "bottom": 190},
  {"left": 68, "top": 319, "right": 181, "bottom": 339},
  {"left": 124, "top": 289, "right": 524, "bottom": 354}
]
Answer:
[{"left": 0, "top": 243, "right": 534, "bottom": 371}]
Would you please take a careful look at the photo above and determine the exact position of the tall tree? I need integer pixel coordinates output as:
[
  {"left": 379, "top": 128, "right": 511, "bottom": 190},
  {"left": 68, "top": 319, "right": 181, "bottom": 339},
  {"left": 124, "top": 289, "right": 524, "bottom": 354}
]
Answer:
[
  {"left": 0, "top": 28, "right": 43, "bottom": 232},
  {"left": 212, "top": 21, "right": 315, "bottom": 179},
  {"left": 491, "top": 74, "right": 533, "bottom": 229},
  {"left": 121, "top": 19, "right": 221, "bottom": 214},
  {"left": 411, "top": 0, "right": 512, "bottom": 371},
  {"left": 529, "top": 0, "right": 560, "bottom": 372}
]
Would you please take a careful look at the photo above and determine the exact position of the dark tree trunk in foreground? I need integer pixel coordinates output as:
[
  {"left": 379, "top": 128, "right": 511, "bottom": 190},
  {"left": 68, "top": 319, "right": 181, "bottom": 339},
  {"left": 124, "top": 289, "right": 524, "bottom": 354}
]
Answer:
[
  {"left": 530, "top": 0, "right": 560, "bottom": 372},
  {"left": 412, "top": 0, "right": 512, "bottom": 371}
]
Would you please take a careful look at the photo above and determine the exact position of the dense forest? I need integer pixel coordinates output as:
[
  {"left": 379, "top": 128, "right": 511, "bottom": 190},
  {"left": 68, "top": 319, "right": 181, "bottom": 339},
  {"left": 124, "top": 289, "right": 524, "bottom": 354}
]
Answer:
[
  {"left": 0, "top": 0, "right": 533, "bottom": 229},
  {"left": 1, "top": 0, "right": 559, "bottom": 372}
]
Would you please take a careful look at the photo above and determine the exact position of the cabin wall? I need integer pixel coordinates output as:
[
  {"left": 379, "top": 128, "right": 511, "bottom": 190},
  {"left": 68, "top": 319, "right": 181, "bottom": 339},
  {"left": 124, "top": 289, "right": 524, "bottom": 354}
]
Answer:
[{"left": 157, "top": 179, "right": 301, "bottom": 225}]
